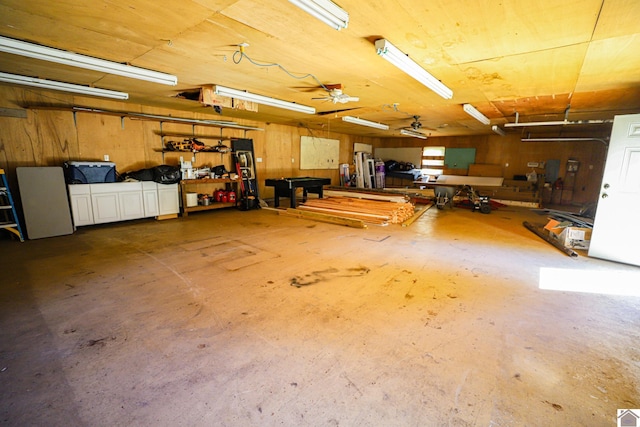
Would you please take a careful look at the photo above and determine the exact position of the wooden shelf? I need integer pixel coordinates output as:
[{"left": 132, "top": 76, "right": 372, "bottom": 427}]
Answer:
[
  {"left": 26, "top": 105, "right": 264, "bottom": 131},
  {"left": 154, "top": 149, "right": 229, "bottom": 154},
  {"left": 157, "top": 132, "right": 233, "bottom": 141},
  {"left": 182, "top": 178, "right": 237, "bottom": 184},
  {"left": 182, "top": 202, "right": 236, "bottom": 213},
  {"left": 180, "top": 178, "right": 239, "bottom": 216}
]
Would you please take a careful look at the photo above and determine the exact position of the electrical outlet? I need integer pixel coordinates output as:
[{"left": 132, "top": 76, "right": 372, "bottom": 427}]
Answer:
[
  {"left": 256, "top": 157, "right": 263, "bottom": 162},
  {"left": 104, "top": 154, "right": 109, "bottom": 161}
]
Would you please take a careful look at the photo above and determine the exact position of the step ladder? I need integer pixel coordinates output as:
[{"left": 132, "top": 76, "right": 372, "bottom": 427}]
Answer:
[{"left": 0, "top": 169, "right": 24, "bottom": 242}]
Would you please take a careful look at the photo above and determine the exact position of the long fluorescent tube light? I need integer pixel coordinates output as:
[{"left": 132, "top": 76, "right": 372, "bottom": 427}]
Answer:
[
  {"left": 491, "top": 125, "right": 506, "bottom": 136},
  {"left": 463, "top": 103, "right": 490, "bottom": 125},
  {"left": 375, "top": 39, "right": 453, "bottom": 100},
  {"left": 342, "top": 116, "right": 389, "bottom": 130},
  {"left": 400, "top": 129, "right": 428, "bottom": 139},
  {"left": 505, "top": 119, "right": 613, "bottom": 127},
  {"left": 522, "top": 137, "right": 608, "bottom": 144},
  {"left": 0, "top": 35, "right": 177, "bottom": 86},
  {"left": 0, "top": 71, "right": 129, "bottom": 100},
  {"left": 288, "top": 0, "right": 349, "bottom": 30},
  {"left": 214, "top": 85, "right": 315, "bottom": 114}
]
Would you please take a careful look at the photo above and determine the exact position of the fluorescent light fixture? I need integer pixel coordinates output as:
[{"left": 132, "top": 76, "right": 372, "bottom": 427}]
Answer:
[
  {"left": 214, "top": 85, "right": 315, "bottom": 114},
  {"left": 0, "top": 35, "right": 177, "bottom": 86},
  {"left": 375, "top": 39, "right": 453, "bottom": 100},
  {"left": 288, "top": 0, "right": 349, "bottom": 30},
  {"left": 522, "top": 137, "right": 608, "bottom": 144},
  {"left": 0, "top": 71, "right": 129, "bottom": 99},
  {"left": 491, "top": 125, "right": 506, "bottom": 136},
  {"left": 342, "top": 116, "right": 389, "bottom": 130},
  {"left": 400, "top": 129, "right": 428, "bottom": 139},
  {"left": 463, "top": 103, "right": 490, "bottom": 125},
  {"left": 505, "top": 119, "right": 613, "bottom": 127}
]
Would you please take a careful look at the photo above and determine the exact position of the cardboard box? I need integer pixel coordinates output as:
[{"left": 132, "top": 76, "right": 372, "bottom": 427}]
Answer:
[
  {"left": 199, "top": 85, "right": 258, "bottom": 111},
  {"left": 199, "top": 85, "right": 233, "bottom": 108},
  {"left": 560, "top": 227, "right": 592, "bottom": 250},
  {"left": 544, "top": 219, "right": 591, "bottom": 250}
]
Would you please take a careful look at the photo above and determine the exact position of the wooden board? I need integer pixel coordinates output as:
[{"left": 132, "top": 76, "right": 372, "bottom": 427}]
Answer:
[{"left": 435, "top": 175, "right": 504, "bottom": 187}]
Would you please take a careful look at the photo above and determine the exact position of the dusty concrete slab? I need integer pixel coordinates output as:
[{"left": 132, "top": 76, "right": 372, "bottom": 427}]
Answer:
[{"left": 1, "top": 206, "right": 638, "bottom": 426}]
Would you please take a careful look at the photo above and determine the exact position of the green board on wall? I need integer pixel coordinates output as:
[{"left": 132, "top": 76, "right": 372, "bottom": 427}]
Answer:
[{"left": 444, "top": 148, "right": 476, "bottom": 169}]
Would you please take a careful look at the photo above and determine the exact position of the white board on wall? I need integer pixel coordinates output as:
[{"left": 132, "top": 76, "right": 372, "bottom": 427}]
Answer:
[
  {"left": 300, "top": 136, "right": 340, "bottom": 169},
  {"left": 374, "top": 147, "right": 422, "bottom": 166}
]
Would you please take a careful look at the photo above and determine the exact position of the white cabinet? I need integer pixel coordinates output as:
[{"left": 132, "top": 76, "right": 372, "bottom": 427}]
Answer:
[
  {"left": 143, "top": 181, "right": 160, "bottom": 217},
  {"left": 68, "top": 184, "right": 94, "bottom": 226},
  {"left": 118, "top": 190, "right": 145, "bottom": 220},
  {"left": 158, "top": 183, "right": 179, "bottom": 215},
  {"left": 68, "top": 182, "right": 178, "bottom": 227},
  {"left": 92, "top": 192, "right": 121, "bottom": 224}
]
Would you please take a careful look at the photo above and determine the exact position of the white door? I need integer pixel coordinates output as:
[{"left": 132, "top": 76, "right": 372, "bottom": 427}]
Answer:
[{"left": 589, "top": 113, "right": 640, "bottom": 266}]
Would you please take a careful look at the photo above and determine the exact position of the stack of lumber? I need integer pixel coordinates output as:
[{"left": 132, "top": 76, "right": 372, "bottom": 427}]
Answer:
[{"left": 298, "top": 192, "right": 415, "bottom": 225}]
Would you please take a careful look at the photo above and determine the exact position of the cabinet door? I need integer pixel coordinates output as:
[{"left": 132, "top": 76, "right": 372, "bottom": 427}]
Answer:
[
  {"left": 158, "top": 184, "right": 179, "bottom": 214},
  {"left": 70, "top": 194, "right": 94, "bottom": 226},
  {"left": 118, "top": 191, "right": 145, "bottom": 220},
  {"left": 143, "top": 190, "right": 160, "bottom": 217},
  {"left": 92, "top": 192, "right": 120, "bottom": 224}
]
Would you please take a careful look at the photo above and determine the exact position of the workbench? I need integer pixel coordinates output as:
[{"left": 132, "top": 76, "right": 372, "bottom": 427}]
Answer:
[
  {"left": 415, "top": 175, "right": 504, "bottom": 187},
  {"left": 265, "top": 177, "right": 331, "bottom": 208}
]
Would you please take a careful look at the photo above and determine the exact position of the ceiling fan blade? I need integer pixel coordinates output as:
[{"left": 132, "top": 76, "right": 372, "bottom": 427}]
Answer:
[
  {"left": 316, "top": 107, "right": 363, "bottom": 116},
  {"left": 291, "top": 86, "right": 323, "bottom": 93}
]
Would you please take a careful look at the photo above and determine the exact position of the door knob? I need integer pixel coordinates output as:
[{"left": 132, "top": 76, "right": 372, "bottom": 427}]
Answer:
[
  {"left": 601, "top": 193, "right": 608, "bottom": 199},
  {"left": 604, "top": 183, "right": 610, "bottom": 189}
]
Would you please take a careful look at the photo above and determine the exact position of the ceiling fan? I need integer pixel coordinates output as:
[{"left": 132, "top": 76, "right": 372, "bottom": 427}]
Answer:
[
  {"left": 407, "top": 115, "right": 423, "bottom": 130},
  {"left": 310, "top": 83, "right": 360, "bottom": 104}
]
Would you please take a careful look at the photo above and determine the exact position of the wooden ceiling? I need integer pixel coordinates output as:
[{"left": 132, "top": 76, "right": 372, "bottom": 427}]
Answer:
[{"left": 1, "top": 0, "right": 639, "bottom": 138}]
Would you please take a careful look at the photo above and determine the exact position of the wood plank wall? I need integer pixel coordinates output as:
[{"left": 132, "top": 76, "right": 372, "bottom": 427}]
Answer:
[{"left": 0, "top": 86, "right": 607, "bottom": 207}]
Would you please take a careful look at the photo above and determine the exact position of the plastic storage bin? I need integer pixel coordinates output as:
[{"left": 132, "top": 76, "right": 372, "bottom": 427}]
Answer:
[{"left": 64, "top": 161, "right": 117, "bottom": 184}]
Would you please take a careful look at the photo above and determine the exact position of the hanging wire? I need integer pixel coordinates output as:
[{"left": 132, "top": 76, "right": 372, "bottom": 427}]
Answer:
[
  {"left": 382, "top": 103, "right": 414, "bottom": 117},
  {"left": 232, "top": 47, "right": 328, "bottom": 91}
]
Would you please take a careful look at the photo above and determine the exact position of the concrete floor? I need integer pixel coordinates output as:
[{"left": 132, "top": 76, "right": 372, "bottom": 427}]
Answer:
[{"left": 1, "top": 204, "right": 639, "bottom": 426}]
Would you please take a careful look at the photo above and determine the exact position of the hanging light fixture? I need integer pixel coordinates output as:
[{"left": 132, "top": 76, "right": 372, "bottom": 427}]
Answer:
[
  {"left": 0, "top": 71, "right": 129, "bottom": 99},
  {"left": 214, "top": 85, "right": 316, "bottom": 114},
  {"left": 0, "top": 35, "right": 177, "bottom": 86},
  {"left": 288, "top": 0, "right": 349, "bottom": 30},
  {"left": 491, "top": 125, "right": 506, "bottom": 136},
  {"left": 375, "top": 39, "right": 453, "bottom": 99},
  {"left": 341, "top": 116, "right": 389, "bottom": 130},
  {"left": 400, "top": 129, "right": 428, "bottom": 139},
  {"left": 463, "top": 103, "right": 490, "bottom": 125}
]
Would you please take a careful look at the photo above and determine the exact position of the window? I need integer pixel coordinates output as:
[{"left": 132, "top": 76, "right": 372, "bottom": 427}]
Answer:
[{"left": 421, "top": 146, "right": 445, "bottom": 176}]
